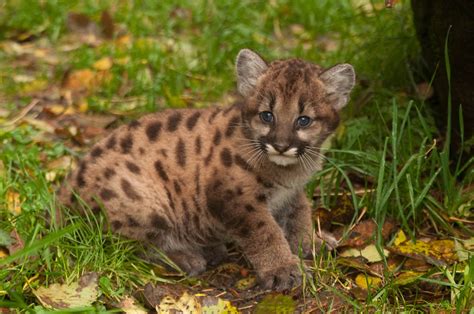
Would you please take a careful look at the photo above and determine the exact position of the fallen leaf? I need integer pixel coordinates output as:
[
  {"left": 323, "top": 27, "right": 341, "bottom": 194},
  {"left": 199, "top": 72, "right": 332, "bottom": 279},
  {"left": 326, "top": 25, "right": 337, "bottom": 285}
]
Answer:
[
  {"left": 254, "top": 294, "right": 296, "bottom": 314},
  {"left": 201, "top": 296, "right": 239, "bottom": 314},
  {"left": 235, "top": 276, "right": 257, "bottom": 291},
  {"left": 355, "top": 273, "right": 382, "bottom": 290},
  {"left": 119, "top": 296, "right": 147, "bottom": 314},
  {"left": 337, "top": 219, "right": 397, "bottom": 248},
  {"left": 6, "top": 189, "right": 21, "bottom": 215},
  {"left": 455, "top": 238, "right": 474, "bottom": 262},
  {"left": 33, "top": 272, "right": 98, "bottom": 309},
  {"left": 93, "top": 57, "right": 113, "bottom": 71},
  {"left": 340, "top": 244, "right": 389, "bottom": 263},
  {"left": 157, "top": 292, "right": 201, "bottom": 314},
  {"left": 392, "top": 271, "right": 424, "bottom": 286},
  {"left": 0, "top": 229, "right": 13, "bottom": 247},
  {"left": 8, "top": 229, "right": 24, "bottom": 255},
  {"left": 389, "top": 231, "right": 458, "bottom": 266},
  {"left": 62, "top": 69, "right": 95, "bottom": 92},
  {"left": 415, "top": 82, "right": 434, "bottom": 101}
]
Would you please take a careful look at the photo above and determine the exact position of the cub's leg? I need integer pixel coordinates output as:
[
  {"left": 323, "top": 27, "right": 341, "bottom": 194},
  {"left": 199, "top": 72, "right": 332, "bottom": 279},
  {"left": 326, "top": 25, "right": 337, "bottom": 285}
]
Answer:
[
  {"left": 208, "top": 194, "right": 302, "bottom": 291},
  {"left": 283, "top": 192, "right": 338, "bottom": 256},
  {"left": 203, "top": 243, "right": 228, "bottom": 267},
  {"left": 282, "top": 192, "right": 314, "bottom": 257}
]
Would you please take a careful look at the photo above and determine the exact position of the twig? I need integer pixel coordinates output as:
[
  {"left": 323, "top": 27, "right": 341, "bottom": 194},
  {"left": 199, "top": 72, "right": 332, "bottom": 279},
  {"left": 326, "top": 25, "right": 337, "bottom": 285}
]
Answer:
[{"left": 1, "top": 99, "right": 40, "bottom": 127}]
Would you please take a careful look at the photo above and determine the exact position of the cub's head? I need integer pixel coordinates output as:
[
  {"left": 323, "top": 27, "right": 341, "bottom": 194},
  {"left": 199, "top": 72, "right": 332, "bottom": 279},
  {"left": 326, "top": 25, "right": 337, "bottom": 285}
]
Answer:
[{"left": 236, "top": 49, "right": 355, "bottom": 169}]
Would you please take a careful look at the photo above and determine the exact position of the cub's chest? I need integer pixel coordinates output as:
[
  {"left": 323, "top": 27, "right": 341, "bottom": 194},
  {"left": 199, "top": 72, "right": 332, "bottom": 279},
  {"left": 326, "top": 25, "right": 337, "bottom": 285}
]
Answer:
[{"left": 266, "top": 184, "right": 301, "bottom": 214}]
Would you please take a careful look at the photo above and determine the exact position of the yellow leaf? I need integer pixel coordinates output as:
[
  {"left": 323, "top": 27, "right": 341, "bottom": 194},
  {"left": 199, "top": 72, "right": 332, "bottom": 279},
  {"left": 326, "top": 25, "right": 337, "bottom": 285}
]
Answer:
[
  {"left": 20, "top": 79, "right": 48, "bottom": 94},
  {"left": 77, "top": 100, "right": 89, "bottom": 113},
  {"left": 33, "top": 272, "right": 98, "bottom": 309},
  {"left": 390, "top": 237, "right": 457, "bottom": 265},
  {"left": 235, "top": 276, "right": 257, "bottom": 290},
  {"left": 0, "top": 249, "right": 8, "bottom": 259},
  {"left": 158, "top": 292, "right": 200, "bottom": 314},
  {"left": 393, "top": 270, "right": 424, "bottom": 286},
  {"left": 340, "top": 244, "right": 389, "bottom": 263},
  {"left": 393, "top": 229, "right": 407, "bottom": 246},
  {"left": 115, "top": 56, "right": 130, "bottom": 65},
  {"left": 6, "top": 189, "right": 21, "bottom": 215},
  {"left": 93, "top": 57, "right": 113, "bottom": 71},
  {"left": 355, "top": 273, "right": 382, "bottom": 290}
]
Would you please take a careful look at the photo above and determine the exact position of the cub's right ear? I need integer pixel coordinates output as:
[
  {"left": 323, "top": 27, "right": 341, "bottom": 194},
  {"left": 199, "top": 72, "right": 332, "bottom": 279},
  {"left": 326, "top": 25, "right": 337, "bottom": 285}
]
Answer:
[{"left": 236, "top": 49, "right": 268, "bottom": 97}]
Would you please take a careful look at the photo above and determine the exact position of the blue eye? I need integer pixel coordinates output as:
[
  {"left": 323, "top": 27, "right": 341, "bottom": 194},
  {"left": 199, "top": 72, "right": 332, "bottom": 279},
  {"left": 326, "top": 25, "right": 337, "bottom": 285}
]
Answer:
[
  {"left": 297, "top": 116, "right": 312, "bottom": 127},
  {"left": 259, "top": 111, "right": 274, "bottom": 123}
]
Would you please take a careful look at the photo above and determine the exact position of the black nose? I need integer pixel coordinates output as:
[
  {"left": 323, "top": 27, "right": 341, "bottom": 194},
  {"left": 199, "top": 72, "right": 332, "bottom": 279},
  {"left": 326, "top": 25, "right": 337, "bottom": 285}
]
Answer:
[{"left": 273, "top": 143, "right": 289, "bottom": 153}]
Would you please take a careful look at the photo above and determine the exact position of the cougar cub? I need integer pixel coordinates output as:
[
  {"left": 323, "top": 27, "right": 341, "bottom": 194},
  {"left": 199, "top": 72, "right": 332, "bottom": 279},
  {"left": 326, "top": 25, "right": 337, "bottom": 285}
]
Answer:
[{"left": 58, "top": 49, "right": 355, "bottom": 290}]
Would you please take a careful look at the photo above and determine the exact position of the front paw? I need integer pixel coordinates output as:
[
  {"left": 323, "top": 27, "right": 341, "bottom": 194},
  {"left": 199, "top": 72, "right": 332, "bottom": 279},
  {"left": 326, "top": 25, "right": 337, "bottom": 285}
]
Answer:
[{"left": 258, "top": 261, "right": 304, "bottom": 291}]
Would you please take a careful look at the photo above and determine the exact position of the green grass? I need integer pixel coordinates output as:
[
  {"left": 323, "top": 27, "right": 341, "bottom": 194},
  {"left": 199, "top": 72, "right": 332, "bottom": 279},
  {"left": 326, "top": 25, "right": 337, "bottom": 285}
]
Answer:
[{"left": 0, "top": 0, "right": 473, "bottom": 311}]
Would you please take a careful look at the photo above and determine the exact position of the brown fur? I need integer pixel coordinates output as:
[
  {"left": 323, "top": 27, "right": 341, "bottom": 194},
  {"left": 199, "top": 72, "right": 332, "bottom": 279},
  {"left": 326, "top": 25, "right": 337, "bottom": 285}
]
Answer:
[{"left": 57, "top": 49, "right": 355, "bottom": 290}]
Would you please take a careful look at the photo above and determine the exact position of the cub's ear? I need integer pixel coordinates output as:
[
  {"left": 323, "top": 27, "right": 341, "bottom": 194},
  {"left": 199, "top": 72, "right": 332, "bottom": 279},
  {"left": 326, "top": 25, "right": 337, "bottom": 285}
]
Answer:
[
  {"left": 320, "top": 64, "right": 355, "bottom": 110},
  {"left": 236, "top": 49, "right": 268, "bottom": 97}
]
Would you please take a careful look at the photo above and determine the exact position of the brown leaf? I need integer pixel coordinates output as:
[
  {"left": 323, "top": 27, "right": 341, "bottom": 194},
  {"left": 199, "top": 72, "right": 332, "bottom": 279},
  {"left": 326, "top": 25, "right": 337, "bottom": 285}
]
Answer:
[
  {"left": 415, "top": 82, "right": 434, "bottom": 101},
  {"left": 336, "top": 219, "right": 397, "bottom": 248},
  {"left": 100, "top": 10, "right": 115, "bottom": 39},
  {"left": 8, "top": 229, "right": 24, "bottom": 255}
]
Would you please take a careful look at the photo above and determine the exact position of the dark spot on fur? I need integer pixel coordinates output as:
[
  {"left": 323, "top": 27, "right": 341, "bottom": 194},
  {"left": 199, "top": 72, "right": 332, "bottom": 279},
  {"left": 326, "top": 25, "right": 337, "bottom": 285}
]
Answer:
[
  {"left": 213, "top": 129, "right": 222, "bottom": 145},
  {"left": 224, "top": 189, "right": 234, "bottom": 200},
  {"left": 256, "top": 194, "right": 266, "bottom": 202},
  {"left": 208, "top": 109, "right": 220, "bottom": 123},
  {"left": 175, "top": 138, "right": 186, "bottom": 167},
  {"left": 193, "top": 214, "right": 200, "bottom": 228},
  {"left": 204, "top": 147, "right": 214, "bottom": 166},
  {"left": 181, "top": 199, "right": 189, "bottom": 213},
  {"left": 106, "top": 135, "right": 116, "bottom": 149},
  {"left": 186, "top": 111, "right": 201, "bottom": 130},
  {"left": 195, "top": 136, "right": 202, "bottom": 155},
  {"left": 173, "top": 180, "right": 182, "bottom": 195},
  {"left": 236, "top": 186, "right": 244, "bottom": 195},
  {"left": 256, "top": 176, "right": 273, "bottom": 188},
  {"left": 100, "top": 188, "right": 117, "bottom": 201},
  {"left": 234, "top": 154, "right": 250, "bottom": 171},
  {"left": 154, "top": 160, "right": 169, "bottom": 181},
  {"left": 120, "top": 134, "right": 133, "bottom": 154},
  {"left": 111, "top": 220, "right": 123, "bottom": 229},
  {"left": 128, "top": 120, "right": 141, "bottom": 129},
  {"left": 91, "top": 206, "right": 101, "bottom": 214},
  {"left": 195, "top": 166, "right": 201, "bottom": 194},
  {"left": 121, "top": 178, "right": 142, "bottom": 200},
  {"left": 146, "top": 121, "right": 162, "bottom": 142},
  {"left": 91, "top": 147, "right": 103, "bottom": 158},
  {"left": 239, "top": 227, "right": 250, "bottom": 237},
  {"left": 150, "top": 213, "right": 171, "bottom": 230},
  {"left": 104, "top": 167, "right": 115, "bottom": 179},
  {"left": 159, "top": 149, "right": 168, "bottom": 158},
  {"left": 225, "top": 116, "right": 240, "bottom": 137},
  {"left": 220, "top": 148, "right": 233, "bottom": 167},
  {"left": 257, "top": 221, "right": 265, "bottom": 228},
  {"left": 165, "top": 187, "right": 175, "bottom": 210},
  {"left": 139, "top": 147, "right": 145, "bottom": 154},
  {"left": 77, "top": 162, "right": 87, "bottom": 187},
  {"left": 127, "top": 215, "right": 140, "bottom": 227},
  {"left": 125, "top": 161, "right": 141, "bottom": 174},
  {"left": 245, "top": 204, "right": 256, "bottom": 212},
  {"left": 167, "top": 112, "right": 182, "bottom": 132},
  {"left": 288, "top": 212, "right": 296, "bottom": 219},
  {"left": 146, "top": 231, "right": 158, "bottom": 240}
]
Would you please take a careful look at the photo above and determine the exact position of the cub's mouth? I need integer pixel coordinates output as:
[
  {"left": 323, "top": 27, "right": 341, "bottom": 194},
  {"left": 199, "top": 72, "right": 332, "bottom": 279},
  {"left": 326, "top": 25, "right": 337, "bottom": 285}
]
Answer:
[{"left": 265, "top": 144, "right": 298, "bottom": 166}]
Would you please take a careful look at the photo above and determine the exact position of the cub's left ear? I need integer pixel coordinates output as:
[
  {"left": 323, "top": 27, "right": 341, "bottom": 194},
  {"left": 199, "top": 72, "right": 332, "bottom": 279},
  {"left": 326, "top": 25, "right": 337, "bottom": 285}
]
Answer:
[{"left": 320, "top": 64, "right": 355, "bottom": 110}]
